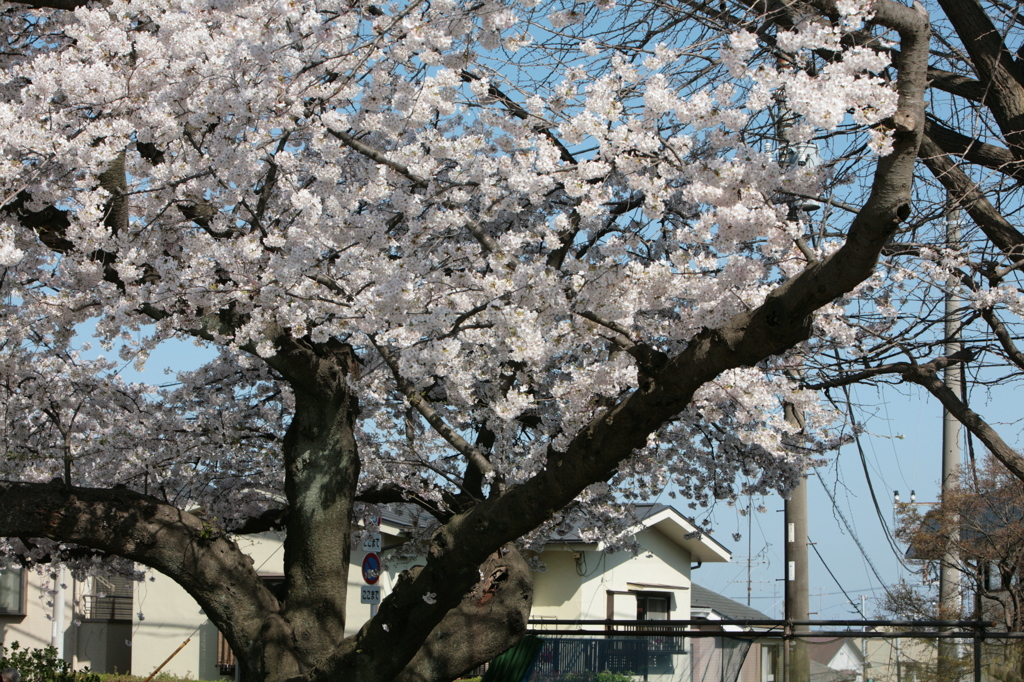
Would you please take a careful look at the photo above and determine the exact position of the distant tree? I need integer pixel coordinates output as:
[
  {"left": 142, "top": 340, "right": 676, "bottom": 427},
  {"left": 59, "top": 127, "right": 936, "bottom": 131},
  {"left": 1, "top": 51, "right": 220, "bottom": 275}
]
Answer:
[
  {"left": 890, "top": 457, "right": 1024, "bottom": 682},
  {"left": 896, "top": 456, "right": 1024, "bottom": 632}
]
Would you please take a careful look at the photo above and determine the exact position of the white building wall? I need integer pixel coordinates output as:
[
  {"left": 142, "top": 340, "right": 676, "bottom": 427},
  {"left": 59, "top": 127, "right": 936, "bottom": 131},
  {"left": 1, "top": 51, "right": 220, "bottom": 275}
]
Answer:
[
  {"left": 130, "top": 530, "right": 415, "bottom": 680},
  {"left": 1, "top": 568, "right": 75, "bottom": 653},
  {"left": 581, "top": 528, "right": 693, "bottom": 621}
]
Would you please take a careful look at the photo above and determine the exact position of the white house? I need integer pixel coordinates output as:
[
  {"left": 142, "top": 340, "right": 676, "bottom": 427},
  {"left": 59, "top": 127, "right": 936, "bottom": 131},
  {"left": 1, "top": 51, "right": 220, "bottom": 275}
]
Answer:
[
  {"left": 531, "top": 504, "right": 732, "bottom": 626},
  {"left": 806, "top": 638, "right": 865, "bottom": 682},
  {"left": 510, "top": 504, "right": 734, "bottom": 682}
]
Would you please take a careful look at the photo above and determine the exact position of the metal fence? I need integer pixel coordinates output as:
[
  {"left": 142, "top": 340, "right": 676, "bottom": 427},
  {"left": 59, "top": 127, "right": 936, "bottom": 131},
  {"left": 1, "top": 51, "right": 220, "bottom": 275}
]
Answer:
[{"left": 514, "top": 619, "right": 1017, "bottom": 682}]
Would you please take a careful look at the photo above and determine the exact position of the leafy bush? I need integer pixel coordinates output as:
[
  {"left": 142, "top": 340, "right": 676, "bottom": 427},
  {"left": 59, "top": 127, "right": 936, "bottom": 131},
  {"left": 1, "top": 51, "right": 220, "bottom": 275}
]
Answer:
[
  {"left": 594, "top": 672, "right": 635, "bottom": 682},
  {"left": 548, "top": 673, "right": 634, "bottom": 682},
  {"left": 0, "top": 642, "right": 99, "bottom": 682}
]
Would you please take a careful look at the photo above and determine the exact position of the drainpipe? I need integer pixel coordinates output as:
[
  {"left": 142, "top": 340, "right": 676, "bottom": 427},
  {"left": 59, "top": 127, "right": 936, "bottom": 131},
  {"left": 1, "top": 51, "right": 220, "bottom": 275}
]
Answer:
[{"left": 51, "top": 566, "right": 66, "bottom": 659}]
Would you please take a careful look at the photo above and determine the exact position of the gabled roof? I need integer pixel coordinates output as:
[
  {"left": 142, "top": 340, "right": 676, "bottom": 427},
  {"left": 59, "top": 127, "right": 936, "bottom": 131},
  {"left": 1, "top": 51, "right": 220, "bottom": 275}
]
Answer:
[
  {"left": 546, "top": 503, "right": 731, "bottom": 562},
  {"left": 690, "top": 583, "right": 770, "bottom": 621},
  {"left": 374, "top": 502, "right": 731, "bottom": 563},
  {"left": 635, "top": 504, "right": 732, "bottom": 563},
  {"left": 805, "top": 637, "right": 864, "bottom": 668}
]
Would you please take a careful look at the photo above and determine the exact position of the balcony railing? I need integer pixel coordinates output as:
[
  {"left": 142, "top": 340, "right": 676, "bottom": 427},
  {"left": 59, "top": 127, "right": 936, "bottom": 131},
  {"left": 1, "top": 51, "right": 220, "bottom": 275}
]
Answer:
[{"left": 82, "top": 594, "right": 133, "bottom": 621}]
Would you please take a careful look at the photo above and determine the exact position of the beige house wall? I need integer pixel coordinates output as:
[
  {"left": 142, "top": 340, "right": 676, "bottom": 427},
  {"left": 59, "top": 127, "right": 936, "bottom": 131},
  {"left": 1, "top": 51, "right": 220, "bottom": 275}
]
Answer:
[
  {"left": 530, "top": 527, "right": 705, "bottom": 682},
  {"left": 531, "top": 550, "right": 584, "bottom": 621},
  {"left": 130, "top": 529, "right": 418, "bottom": 679},
  {"left": 1, "top": 568, "right": 74, "bottom": 653},
  {"left": 863, "top": 637, "right": 934, "bottom": 682},
  {"left": 1, "top": 568, "right": 131, "bottom": 674}
]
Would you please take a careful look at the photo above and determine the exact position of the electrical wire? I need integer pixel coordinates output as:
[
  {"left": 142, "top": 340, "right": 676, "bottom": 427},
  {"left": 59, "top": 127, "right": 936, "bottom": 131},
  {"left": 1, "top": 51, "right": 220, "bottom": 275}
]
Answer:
[
  {"left": 880, "top": 388, "right": 914, "bottom": 492},
  {"left": 808, "top": 535, "right": 866, "bottom": 618},
  {"left": 812, "top": 467, "right": 901, "bottom": 601},
  {"left": 838, "top": 384, "right": 913, "bottom": 570}
]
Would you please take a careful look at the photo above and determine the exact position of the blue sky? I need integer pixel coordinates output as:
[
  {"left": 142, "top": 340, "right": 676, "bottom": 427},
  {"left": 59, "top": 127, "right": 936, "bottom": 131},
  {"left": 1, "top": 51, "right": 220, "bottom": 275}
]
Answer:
[{"left": 694, "top": 381, "right": 1021, "bottom": 620}]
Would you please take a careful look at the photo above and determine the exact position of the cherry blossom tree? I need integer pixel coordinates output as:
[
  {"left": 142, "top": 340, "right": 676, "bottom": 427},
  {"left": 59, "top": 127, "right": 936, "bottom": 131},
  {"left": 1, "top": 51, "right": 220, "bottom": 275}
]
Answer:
[{"left": 0, "top": 0, "right": 932, "bottom": 679}]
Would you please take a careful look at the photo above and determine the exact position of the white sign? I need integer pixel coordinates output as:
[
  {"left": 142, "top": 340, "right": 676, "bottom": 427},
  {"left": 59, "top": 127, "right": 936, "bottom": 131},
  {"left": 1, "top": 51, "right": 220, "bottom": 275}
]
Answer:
[
  {"left": 360, "top": 585, "right": 381, "bottom": 605},
  {"left": 361, "top": 532, "right": 382, "bottom": 552}
]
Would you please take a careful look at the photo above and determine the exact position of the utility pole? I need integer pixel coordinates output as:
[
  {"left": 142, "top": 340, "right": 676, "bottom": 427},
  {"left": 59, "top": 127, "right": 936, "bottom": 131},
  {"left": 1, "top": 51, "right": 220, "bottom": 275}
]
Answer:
[
  {"left": 748, "top": 497, "right": 754, "bottom": 607},
  {"left": 776, "top": 91, "right": 816, "bottom": 682},
  {"left": 783, "top": 378, "right": 810, "bottom": 682},
  {"left": 938, "top": 197, "right": 963, "bottom": 677},
  {"left": 785, "top": 472, "right": 810, "bottom": 682}
]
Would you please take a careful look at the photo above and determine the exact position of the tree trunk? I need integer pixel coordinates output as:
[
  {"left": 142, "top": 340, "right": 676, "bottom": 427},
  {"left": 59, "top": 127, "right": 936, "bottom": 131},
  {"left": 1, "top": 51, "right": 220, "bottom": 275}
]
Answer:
[{"left": 254, "top": 336, "right": 362, "bottom": 678}]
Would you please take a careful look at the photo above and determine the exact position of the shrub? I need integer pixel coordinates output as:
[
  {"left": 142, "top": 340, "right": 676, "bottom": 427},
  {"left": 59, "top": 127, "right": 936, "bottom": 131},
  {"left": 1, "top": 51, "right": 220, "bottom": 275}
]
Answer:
[{"left": 0, "top": 642, "right": 99, "bottom": 682}]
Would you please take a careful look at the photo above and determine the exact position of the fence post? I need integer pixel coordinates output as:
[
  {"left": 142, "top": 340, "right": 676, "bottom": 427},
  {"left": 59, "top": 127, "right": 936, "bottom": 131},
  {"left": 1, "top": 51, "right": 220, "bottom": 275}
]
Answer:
[{"left": 973, "top": 621, "right": 983, "bottom": 682}]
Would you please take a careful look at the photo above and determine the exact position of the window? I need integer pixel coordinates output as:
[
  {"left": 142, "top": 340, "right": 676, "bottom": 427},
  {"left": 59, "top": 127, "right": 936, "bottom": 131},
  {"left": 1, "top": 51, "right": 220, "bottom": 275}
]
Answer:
[
  {"left": 762, "top": 642, "right": 781, "bottom": 682},
  {"left": 83, "top": 575, "right": 133, "bottom": 621},
  {"left": 217, "top": 631, "right": 236, "bottom": 675},
  {"left": 984, "top": 561, "right": 1003, "bottom": 592},
  {"left": 0, "top": 567, "right": 26, "bottom": 615},
  {"left": 636, "top": 592, "right": 682, "bottom": 664},
  {"left": 636, "top": 593, "right": 670, "bottom": 620}
]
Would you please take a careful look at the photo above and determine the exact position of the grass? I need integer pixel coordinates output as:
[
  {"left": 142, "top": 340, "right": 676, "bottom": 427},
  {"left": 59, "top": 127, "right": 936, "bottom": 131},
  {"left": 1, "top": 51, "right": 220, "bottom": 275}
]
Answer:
[{"left": 97, "top": 674, "right": 226, "bottom": 682}]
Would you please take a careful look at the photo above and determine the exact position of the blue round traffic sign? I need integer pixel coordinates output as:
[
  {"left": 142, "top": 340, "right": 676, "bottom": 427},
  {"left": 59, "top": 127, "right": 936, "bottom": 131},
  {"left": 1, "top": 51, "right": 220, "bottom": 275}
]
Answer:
[{"left": 361, "top": 552, "right": 381, "bottom": 585}]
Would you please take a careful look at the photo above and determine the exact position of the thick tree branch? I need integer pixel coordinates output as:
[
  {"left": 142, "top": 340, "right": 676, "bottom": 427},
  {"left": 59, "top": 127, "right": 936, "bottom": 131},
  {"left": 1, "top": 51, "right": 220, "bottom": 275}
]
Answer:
[
  {"left": 356, "top": 484, "right": 451, "bottom": 521},
  {"left": 935, "top": 0, "right": 1024, "bottom": 160},
  {"left": 807, "top": 349, "right": 1024, "bottom": 481},
  {"left": 261, "top": 336, "right": 361, "bottom": 663},
  {"left": 805, "top": 349, "right": 976, "bottom": 390},
  {"left": 927, "top": 66, "right": 989, "bottom": 102},
  {"left": 0, "top": 480, "right": 280, "bottom": 666},
  {"left": 925, "top": 117, "right": 1024, "bottom": 180},
  {"left": 227, "top": 507, "right": 289, "bottom": 535},
  {"left": 918, "top": 135, "right": 1024, "bottom": 262},
  {"left": 902, "top": 361, "right": 1024, "bottom": 482}
]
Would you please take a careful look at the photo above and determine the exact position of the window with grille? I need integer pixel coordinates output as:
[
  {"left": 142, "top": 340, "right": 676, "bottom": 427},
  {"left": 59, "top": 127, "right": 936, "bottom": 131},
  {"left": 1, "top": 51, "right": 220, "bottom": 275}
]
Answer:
[{"left": 83, "top": 575, "right": 133, "bottom": 621}]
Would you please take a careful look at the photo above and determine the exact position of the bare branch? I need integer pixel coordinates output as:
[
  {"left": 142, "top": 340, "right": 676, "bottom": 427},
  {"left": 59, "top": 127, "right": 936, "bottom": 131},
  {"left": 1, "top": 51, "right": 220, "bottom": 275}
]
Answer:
[
  {"left": 981, "top": 307, "right": 1024, "bottom": 372},
  {"left": 902, "top": 362, "right": 1024, "bottom": 482},
  {"left": 919, "top": 135, "right": 1024, "bottom": 262},
  {"left": 327, "top": 129, "right": 429, "bottom": 188}
]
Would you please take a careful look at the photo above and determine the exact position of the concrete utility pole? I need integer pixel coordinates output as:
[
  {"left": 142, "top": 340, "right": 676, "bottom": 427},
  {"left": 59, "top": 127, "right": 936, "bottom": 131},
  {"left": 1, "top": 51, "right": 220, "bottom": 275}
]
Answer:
[
  {"left": 938, "top": 198, "right": 963, "bottom": 674},
  {"left": 783, "top": 377, "right": 810, "bottom": 682},
  {"left": 785, "top": 473, "right": 810, "bottom": 682},
  {"left": 775, "top": 86, "right": 816, "bottom": 681},
  {"left": 774, "top": 91, "right": 815, "bottom": 682}
]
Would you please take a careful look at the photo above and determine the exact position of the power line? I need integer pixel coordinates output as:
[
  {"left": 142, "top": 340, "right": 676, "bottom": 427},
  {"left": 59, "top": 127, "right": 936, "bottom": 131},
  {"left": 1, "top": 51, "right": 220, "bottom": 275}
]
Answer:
[
  {"left": 812, "top": 466, "right": 900, "bottom": 599},
  {"left": 838, "top": 384, "right": 912, "bottom": 570},
  {"left": 809, "top": 535, "right": 866, "bottom": 618}
]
